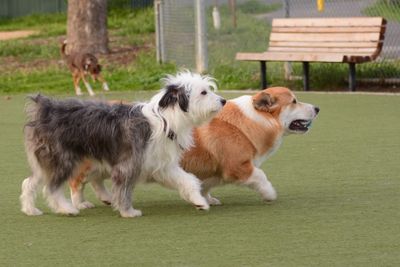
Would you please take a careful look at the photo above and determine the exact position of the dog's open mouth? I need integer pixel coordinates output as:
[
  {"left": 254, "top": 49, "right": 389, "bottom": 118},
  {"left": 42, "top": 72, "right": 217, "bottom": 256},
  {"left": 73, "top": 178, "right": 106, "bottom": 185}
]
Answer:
[{"left": 289, "top": 119, "right": 312, "bottom": 132}]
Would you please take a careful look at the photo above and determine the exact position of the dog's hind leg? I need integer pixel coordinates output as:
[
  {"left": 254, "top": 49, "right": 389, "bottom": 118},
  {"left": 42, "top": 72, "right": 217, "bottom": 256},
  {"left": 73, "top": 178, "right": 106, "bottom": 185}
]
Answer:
[
  {"left": 201, "top": 177, "right": 222, "bottom": 206},
  {"left": 45, "top": 186, "right": 79, "bottom": 215},
  {"left": 44, "top": 159, "right": 80, "bottom": 215},
  {"left": 111, "top": 159, "right": 142, "bottom": 218},
  {"left": 81, "top": 73, "right": 95, "bottom": 96},
  {"left": 242, "top": 167, "right": 277, "bottom": 202},
  {"left": 70, "top": 178, "right": 95, "bottom": 210},
  {"left": 155, "top": 167, "right": 209, "bottom": 210},
  {"left": 69, "top": 160, "right": 96, "bottom": 209},
  {"left": 20, "top": 146, "right": 45, "bottom": 216},
  {"left": 90, "top": 174, "right": 112, "bottom": 205},
  {"left": 20, "top": 176, "right": 43, "bottom": 216}
]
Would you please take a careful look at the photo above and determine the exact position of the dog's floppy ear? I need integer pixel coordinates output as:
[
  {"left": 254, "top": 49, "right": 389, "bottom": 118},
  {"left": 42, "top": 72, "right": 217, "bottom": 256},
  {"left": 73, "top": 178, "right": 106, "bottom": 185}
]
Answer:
[
  {"left": 177, "top": 87, "right": 189, "bottom": 112},
  {"left": 159, "top": 84, "right": 189, "bottom": 112},
  {"left": 253, "top": 91, "right": 277, "bottom": 112}
]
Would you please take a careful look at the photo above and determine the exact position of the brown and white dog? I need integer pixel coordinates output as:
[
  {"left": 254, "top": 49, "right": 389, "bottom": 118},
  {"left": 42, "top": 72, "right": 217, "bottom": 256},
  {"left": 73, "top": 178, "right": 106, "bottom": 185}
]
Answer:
[
  {"left": 68, "top": 87, "right": 319, "bottom": 209},
  {"left": 181, "top": 87, "right": 319, "bottom": 204},
  {"left": 61, "top": 41, "right": 110, "bottom": 96}
]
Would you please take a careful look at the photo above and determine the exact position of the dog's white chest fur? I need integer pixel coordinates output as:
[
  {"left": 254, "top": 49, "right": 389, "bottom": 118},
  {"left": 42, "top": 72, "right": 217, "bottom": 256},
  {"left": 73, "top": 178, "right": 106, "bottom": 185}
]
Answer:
[{"left": 253, "top": 138, "right": 282, "bottom": 167}]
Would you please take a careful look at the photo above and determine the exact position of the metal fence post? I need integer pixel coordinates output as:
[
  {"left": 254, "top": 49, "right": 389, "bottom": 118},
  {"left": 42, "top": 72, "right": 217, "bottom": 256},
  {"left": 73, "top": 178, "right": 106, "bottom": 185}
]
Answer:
[
  {"left": 195, "top": 0, "right": 208, "bottom": 73},
  {"left": 155, "top": 0, "right": 165, "bottom": 63},
  {"left": 284, "top": 0, "right": 290, "bottom": 17},
  {"left": 155, "top": 0, "right": 161, "bottom": 63},
  {"left": 284, "top": 0, "right": 292, "bottom": 80}
]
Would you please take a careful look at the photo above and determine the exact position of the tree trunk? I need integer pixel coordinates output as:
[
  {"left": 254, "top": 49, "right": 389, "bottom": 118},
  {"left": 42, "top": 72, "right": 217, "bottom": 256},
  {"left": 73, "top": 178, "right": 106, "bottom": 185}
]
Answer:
[{"left": 66, "top": 0, "right": 109, "bottom": 54}]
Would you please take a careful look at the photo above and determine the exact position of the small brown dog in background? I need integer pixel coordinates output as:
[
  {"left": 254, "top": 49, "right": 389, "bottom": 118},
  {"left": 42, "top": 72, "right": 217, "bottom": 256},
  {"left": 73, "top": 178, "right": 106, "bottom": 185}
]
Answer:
[{"left": 61, "top": 40, "right": 110, "bottom": 96}]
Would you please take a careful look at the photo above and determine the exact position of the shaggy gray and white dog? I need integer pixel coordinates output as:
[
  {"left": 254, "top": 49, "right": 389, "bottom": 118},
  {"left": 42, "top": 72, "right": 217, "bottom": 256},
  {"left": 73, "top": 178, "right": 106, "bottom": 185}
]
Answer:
[{"left": 20, "top": 71, "right": 226, "bottom": 218}]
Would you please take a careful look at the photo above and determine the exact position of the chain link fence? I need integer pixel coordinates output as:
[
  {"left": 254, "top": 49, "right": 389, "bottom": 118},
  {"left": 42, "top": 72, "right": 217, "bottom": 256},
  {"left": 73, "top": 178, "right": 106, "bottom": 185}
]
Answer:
[
  {"left": 155, "top": 0, "right": 197, "bottom": 68},
  {"left": 0, "top": 0, "right": 153, "bottom": 19},
  {"left": 0, "top": 0, "right": 66, "bottom": 18},
  {"left": 157, "top": 0, "right": 400, "bottom": 90}
]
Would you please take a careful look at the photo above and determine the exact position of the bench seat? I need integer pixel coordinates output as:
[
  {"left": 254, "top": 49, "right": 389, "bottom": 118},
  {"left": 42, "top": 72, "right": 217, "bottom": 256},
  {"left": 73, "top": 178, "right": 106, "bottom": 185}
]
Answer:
[{"left": 236, "top": 52, "right": 375, "bottom": 63}]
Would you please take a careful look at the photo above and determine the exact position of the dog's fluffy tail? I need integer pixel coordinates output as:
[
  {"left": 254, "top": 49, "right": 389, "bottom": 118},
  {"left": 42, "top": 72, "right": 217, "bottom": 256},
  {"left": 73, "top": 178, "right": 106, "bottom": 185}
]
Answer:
[
  {"left": 60, "top": 40, "right": 67, "bottom": 57},
  {"left": 28, "top": 94, "right": 52, "bottom": 107},
  {"left": 25, "top": 94, "right": 53, "bottom": 126}
]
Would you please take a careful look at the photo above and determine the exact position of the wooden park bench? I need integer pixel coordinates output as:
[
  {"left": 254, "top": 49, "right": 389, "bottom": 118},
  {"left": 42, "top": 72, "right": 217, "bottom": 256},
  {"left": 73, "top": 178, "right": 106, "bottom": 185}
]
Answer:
[{"left": 236, "top": 17, "right": 387, "bottom": 91}]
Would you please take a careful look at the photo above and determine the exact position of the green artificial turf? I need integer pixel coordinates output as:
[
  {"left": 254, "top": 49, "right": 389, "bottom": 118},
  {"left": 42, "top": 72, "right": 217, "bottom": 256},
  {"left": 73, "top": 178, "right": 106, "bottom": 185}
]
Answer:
[{"left": 0, "top": 91, "right": 399, "bottom": 266}]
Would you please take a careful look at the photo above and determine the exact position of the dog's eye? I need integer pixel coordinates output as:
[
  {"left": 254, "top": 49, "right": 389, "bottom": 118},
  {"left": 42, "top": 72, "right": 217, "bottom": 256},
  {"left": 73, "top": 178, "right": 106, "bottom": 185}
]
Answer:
[
  {"left": 292, "top": 99, "right": 297, "bottom": 104},
  {"left": 201, "top": 91, "right": 207, "bottom": 95}
]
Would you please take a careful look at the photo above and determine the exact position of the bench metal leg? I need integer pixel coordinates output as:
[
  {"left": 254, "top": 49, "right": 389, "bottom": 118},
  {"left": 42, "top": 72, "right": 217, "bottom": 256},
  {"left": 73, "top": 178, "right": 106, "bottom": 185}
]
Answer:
[
  {"left": 260, "top": 61, "right": 267, "bottom": 89},
  {"left": 349, "top": 63, "right": 356, "bottom": 91},
  {"left": 303, "top": 62, "right": 310, "bottom": 91}
]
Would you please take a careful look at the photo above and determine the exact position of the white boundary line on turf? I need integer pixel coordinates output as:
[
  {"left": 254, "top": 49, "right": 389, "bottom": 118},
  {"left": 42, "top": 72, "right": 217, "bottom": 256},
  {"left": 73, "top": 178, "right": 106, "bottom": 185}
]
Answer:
[{"left": 219, "top": 90, "right": 400, "bottom": 96}]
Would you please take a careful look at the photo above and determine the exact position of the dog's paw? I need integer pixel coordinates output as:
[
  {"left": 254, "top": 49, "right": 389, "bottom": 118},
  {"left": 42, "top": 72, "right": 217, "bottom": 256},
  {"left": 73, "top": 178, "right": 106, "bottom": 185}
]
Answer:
[
  {"left": 102, "top": 200, "right": 112, "bottom": 206},
  {"left": 76, "top": 201, "right": 95, "bottom": 210},
  {"left": 22, "top": 207, "right": 43, "bottom": 216},
  {"left": 103, "top": 83, "right": 110, "bottom": 91},
  {"left": 188, "top": 193, "right": 210, "bottom": 210},
  {"left": 195, "top": 204, "right": 210, "bottom": 211},
  {"left": 206, "top": 195, "right": 222, "bottom": 206},
  {"left": 56, "top": 205, "right": 80, "bottom": 216},
  {"left": 262, "top": 185, "right": 277, "bottom": 202},
  {"left": 100, "top": 195, "right": 112, "bottom": 206},
  {"left": 120, "top": 208, "right": 142, "bottom": 218},
  {"left": 75, "top": 88, "right": 83, "bottom": 96},
  {"left": 194, "top": 198, "right": 210, "bottom": 211}
]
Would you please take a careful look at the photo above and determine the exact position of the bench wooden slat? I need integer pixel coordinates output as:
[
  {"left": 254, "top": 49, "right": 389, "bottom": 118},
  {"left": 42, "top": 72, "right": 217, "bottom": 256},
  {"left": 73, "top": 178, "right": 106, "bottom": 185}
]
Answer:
[
  {"left": 272, "top": 17, "right": 385, "bottom": 27},
  {"left": 272, "top": 26, "right": 383, "bottom": 33},
  {"left": 236, "top": 52, "right": 343, "bottom": 62},
  {"left": 269, "top": 41, "right": 380, "bottom": 48},
  {"left": 268, "top": 47, "right": 377, "bottom": 53},
  {"left": 270, "top": 32, "right": 381, "bottom": 42},
  {"left": 236, "top": 52, "right": 372, "bottom": 63}
]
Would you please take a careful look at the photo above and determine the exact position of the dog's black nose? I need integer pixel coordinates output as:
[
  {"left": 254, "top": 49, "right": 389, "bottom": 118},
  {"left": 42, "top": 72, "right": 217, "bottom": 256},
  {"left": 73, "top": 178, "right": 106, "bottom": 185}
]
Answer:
[
  {"left": 221, "top": 99, "right": 227, "bottom": 106},
  {"left": 314, "top": 106, "right": 320, "bottom": 114}
]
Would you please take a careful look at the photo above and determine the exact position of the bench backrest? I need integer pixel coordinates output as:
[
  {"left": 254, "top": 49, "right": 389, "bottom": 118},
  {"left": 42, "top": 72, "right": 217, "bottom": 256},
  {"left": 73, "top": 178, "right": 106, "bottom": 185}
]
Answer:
[{"left": 268, "top": 17, "right": 386, "bottom": 62}]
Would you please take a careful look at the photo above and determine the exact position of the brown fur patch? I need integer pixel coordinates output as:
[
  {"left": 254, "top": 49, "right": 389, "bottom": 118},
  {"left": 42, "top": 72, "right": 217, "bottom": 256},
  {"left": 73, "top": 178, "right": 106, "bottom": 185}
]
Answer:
[
  {"left": 182, "top": 89, "right": 288, "bottom": 182},
  {"left": 253, "top": 87, "right": 296, "bottom": 118},
  {"left": 69, "top": 159, "right": 92, "bottom": 192}
]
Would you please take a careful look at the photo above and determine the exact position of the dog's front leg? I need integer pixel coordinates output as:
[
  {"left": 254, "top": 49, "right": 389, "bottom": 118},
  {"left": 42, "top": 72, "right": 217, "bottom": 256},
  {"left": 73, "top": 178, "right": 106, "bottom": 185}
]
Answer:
[
  {"left": 81, "top": 73, "right": 95, "bottom": 96},
  {"left": 155, "top": 167, "right": 209, "bottom": 210},
  {"left": 97, "top": 74, "right": 110, "bottom": 91},
  {"left": 242, "top": 167, "right": 277, "bottom": 202}
]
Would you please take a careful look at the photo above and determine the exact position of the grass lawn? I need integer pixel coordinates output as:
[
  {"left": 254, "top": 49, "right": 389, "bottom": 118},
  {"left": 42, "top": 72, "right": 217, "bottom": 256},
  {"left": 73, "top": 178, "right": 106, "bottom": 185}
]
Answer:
[
  {"left": 2, "top": 2, "right": 398, "bottom": 94},
  {"left": 0, "top": 91, "right": 399, "bottom": 266}
]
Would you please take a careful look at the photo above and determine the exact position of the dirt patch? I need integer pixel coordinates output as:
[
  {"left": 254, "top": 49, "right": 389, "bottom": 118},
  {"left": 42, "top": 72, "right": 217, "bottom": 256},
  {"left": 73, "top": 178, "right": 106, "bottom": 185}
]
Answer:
[{"left": 0, "top": 30, "right": 39, "bottom": 41}]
